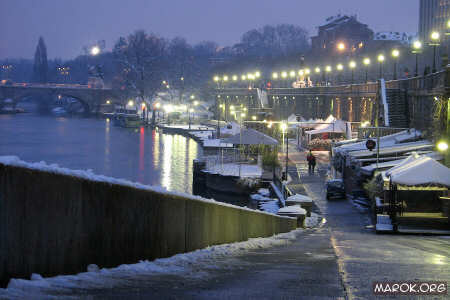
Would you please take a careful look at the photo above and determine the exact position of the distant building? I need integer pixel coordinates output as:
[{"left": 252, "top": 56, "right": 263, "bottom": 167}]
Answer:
[
  {"left": 419, "top": 0, "right": 450, "bottom": 43},
  {"left": 374, "top": 32, "right": 414, "bottom": 45},
  {"left": 311, "top": 14, "right": 374, "bottom": 55}
]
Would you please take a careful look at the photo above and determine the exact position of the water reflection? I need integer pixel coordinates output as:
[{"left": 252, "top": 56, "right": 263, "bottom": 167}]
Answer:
[{"left": 0, "top": 114, "right": 202, "bottom": 194}]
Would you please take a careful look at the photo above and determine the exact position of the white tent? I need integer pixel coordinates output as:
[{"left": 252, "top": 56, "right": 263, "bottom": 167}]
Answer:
[
  {"left": 387, "top": 156, "right": 450, "bottom": 188},
  {"left": 305, "top": 119, "right": 347, "bottom": 136}
]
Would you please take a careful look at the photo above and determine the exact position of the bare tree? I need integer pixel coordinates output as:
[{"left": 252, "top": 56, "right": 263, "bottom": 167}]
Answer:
[{"left": 113, "top": 30, "right": 166, "bottom": 103}]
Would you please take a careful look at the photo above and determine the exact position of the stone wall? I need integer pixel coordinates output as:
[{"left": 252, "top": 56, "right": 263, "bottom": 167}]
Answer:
[{"left": 0, "top": 163, "right": 296, "bottom": 286}]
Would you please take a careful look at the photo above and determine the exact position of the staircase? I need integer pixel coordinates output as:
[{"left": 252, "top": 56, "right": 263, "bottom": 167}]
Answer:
[{"left": 385, "top": 89, "right": 409, "bottom": 128}]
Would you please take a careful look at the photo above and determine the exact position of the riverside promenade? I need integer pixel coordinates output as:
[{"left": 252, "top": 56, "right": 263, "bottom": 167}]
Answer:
[{"left": 2, "top": 145, "right": 449, "bottom": 299}]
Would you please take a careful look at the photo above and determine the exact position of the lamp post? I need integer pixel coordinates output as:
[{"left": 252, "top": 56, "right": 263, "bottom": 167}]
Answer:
[
  {"left": 281, "top": 71, "right": 288, "bottom": 87},
  {"left": 349, "top": 61, "right": 356, "bottom": 84},
  {"left": 325, "top": 65, "right": 332, "bottom": 86},
  {"left": 280, "top": 122, "right": 288, "bottom": 181},
  {"left": 412, "top": 40, "right": 422, "bottom": 77},
  {"left": 363, "top": 58, "right": 371, "bottom": 83},
  {"left": 315, "top": 67, "right": 321, "bottom": 86},
  {"left": 336, "top": 64, "right": 344, "bottom": 84},
  {"left": 391, "top": 49, "right": 400, "bottom": 80},
  {"left": 430, "top": 31, "right": 440, "bottom": 73},
  {"left": 377, "top": 54, "right": 385, "bottom": 78}
]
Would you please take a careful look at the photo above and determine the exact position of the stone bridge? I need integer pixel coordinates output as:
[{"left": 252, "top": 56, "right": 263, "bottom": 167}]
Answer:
[
  {"left": 0, "top": 83, "right": 124, "bottom": 113},
  {"left": 214, "top": 68, "right": 449, "bottom": 136}
]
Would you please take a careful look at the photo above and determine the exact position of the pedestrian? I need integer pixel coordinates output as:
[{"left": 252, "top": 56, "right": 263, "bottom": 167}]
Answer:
[{"left": 306, "top": 150, "right": 316, "bottom": 175}]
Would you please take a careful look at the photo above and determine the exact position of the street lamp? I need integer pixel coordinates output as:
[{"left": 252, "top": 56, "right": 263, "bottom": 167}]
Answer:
[
  {"left": 412, "top": 40, "right": 422, "bottom": 77},
  {"left": 280, "top": 122, "right": 288, "bottom": 180},
  {"left": 377, "top": 54, "right": 385, "bottom": 78},
  {"left": 90, "top": 46, "right": 100, "bottom": 56},
  {"left": 289, "top": 70, "right": 296, "bottom": 78},
  {"left": 325, "top": 65, "right": 332, "bottom": 85},
  {"left": 315, "top": 67, "right": 321, "bottom": 86},
  {"left": 430, "top": 31, "right": 440, "bottom": 73},
  {"left": 232, "top": 75, "right": 238, "bottom": 81},
  {"left": 349, "top": 61, "right": 356, "bottom": 84},
  {"left": 391, "top": 49, "right": 400, "bottom": 80},
  {"left": 272, "top": 72, "right": 278, "bottom": 79},
  {"left": 437, "top": 141, "right": 449, "bottom": 152},
  {"left": 337, "top": 42, "right": 346, "bottom": 52},
  {"left": 336, "top": 64, "right": 343, "bottom": 84},
  {"left": 363, "top": 58, "right": 371, "bottom": 83}
]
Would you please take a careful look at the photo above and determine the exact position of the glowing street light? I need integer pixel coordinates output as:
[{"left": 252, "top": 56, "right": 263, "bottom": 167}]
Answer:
[
  {"left": 193, "top": 100, "right": 199, "bottom": 106},
  {"left": 281, "top": 71, "right": 288, "bottom": 78},
  {"left": 272, "top": 72, "right": 278, "bottom": 79},
  {"left": 337, "top": 42, "right": 346, "bottom": 51},
  {"left": 106, "top": 100, "right": 111, "bottom": 104},
  {"left": 391, "top": 49, "right": 400, "bottom": 80},
  {"left": 377, "top": 54, "right": 385, "bottom": 78},
  {"left": 241, "top": 75, "right": 247, "bottom": 80},
  {"left": 336, "top": 64, "right": 343, "bottom": 84},
  {"left": 223, "top": 75, "right": 229, "bottom": 82},
  {"left": 252, "top": 115, "right": 257, "bottom": 120},
  {"left": 430, "top": 31, "right": 440, "bottom": 73},
  {"left": 325, "top": 65, "right": 332, "bottom": 86},
  {"left": 127, "top": 100, "right": 134, "bottom": 107},
  {"left": 349, "top": 61, "right": 356, "bottom": 84},
  {"left": 255, "top": 71, "right": 261, "bottom": 78},
  {"left": 412, "top": 40, "right": 422, "bottom": 77},
  {"left": 363, "top": 58, "right": 371, "bottom": 83},
  {"left": 289, "top": 70, "right": 296, "bottom": 78},
  {"left": 90, "top": 46, "right": 100, "bottom": 56},
  {"left": 315, "top": 67, "right": 321, "bottom": 73},
  {"left": 232, "top": 75, "right": 238, "bottom": 81},
  {"left": 437, "top": 141, "right": 449, "bottom": 151},
  {"left": 213, "top": 76, "right": 219, "bottom": 82}
]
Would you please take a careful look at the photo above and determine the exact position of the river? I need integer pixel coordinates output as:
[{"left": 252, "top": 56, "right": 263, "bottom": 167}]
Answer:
[{"left": 0, "top": 111, "right": 202, "bottom": 194}]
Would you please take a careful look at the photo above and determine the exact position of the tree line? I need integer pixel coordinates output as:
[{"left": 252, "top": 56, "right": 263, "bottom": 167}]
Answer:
[{"left": 0, "top": 24, "right": 310, "bottom": 101}]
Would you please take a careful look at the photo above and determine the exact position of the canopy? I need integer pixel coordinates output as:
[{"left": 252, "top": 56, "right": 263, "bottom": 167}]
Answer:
[
  {"left": 387, "top": 156, "right": 450, "bottom": 188},
  {"left": 278, "top": 205, "right": 306, "bottom": 215},
  {"left": 305, "top": 119, "right": 347, "bottom": 135},
  {"left": 222, "top": 128, "right": 279, "bottom": 145},
  {"left": 286, "top": 194, "right": 313, "bottom": 203}
]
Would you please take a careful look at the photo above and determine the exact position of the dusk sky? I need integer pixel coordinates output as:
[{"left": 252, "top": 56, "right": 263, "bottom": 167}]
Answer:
[{"left": 0, "top": 0, "right": 419, "bottom": 60}]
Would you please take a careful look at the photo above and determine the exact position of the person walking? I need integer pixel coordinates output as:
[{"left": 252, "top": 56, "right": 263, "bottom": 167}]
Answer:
[{"left": 306, "top": 150, "right": 316, "bottom": 175}]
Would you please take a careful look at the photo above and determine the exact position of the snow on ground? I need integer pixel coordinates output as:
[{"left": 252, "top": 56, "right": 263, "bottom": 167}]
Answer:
[
  {"left": 0, "top": 228, "right": 304, "bottom": 299},
  {"left": 205, "top": 163, "right": 262, "bottom": 178},
  {"left": 305, "top": 212, "right": 321, "bottom": 228},
  {"left": 259, "top": 200, "right": 280, "bottom": 214},
  {"left": 257, "top": 188, "right": 270, "bottom": 197},
  {"left": 0, "top": 156, "right": 282, "bottom": 217},
  {"left": 165, "top": 124, "right": 215, "bottom": 131}
]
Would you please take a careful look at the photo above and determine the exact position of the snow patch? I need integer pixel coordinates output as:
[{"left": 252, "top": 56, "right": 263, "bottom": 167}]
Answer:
[{"left": 1, "top": 228, "right": 303, "bottom": 298}]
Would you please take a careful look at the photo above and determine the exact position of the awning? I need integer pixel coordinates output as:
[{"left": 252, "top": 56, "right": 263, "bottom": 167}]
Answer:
[
  {"left": 305, "top": 120, "right": 347, "bottom": 135},
  {"left": 387, "top": 156, "right": 450, "bottom": 188},
  {"left": 222, "top": 128, "right": 279, "bottom": 145}
]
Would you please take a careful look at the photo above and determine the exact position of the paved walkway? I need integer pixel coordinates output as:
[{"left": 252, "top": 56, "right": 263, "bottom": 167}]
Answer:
[{"left": 3, "top": 142, "right": 449, "bottom": 299}]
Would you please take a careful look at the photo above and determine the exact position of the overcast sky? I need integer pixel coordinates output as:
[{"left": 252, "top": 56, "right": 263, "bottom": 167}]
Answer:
[{"left": 0, "top": 0, "right": 419, "bottom": 60}]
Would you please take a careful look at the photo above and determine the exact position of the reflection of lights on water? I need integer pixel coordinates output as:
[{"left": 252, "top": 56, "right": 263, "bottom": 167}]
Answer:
[
  {"left": 431, "top": 254, "right": 446, "bottom": 265},
  {"left": 161, "top": 134, "right": 173, "bottom": 190},
  {"left": 104, "top": 117, "right": 111, "bottom": 173}
]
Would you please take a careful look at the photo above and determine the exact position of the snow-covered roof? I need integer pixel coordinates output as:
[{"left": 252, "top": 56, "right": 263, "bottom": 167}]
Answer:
[
  {"left": 222, "top": 128, "right": 279, "bottom": 145},
  {"left": 334, "top": 129, "right": 421, "bottom": 155},
  {"left": 278, "top": 205, "right": 306, "bottom": 215},
  {"left": 305, "top": 119, "right": 347, "bottom": 135},
  {"left": 286, "top": 194, "right": 313, "bottom": 203},
  {"left": 348, "top": 141, "right": 432, "bottom": 159},
  {"left": 387, "top": 156, "right": 450, "bottom": 188}
]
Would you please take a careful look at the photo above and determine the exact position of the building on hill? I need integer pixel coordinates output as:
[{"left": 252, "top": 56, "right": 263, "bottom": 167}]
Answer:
[{"left": 311, "top": 14, "right": 374, "bottom": 56}]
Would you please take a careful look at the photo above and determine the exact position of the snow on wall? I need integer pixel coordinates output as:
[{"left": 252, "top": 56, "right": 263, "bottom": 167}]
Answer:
[{"left": 0, "top": 156, "right": 287, "bottom": 218}]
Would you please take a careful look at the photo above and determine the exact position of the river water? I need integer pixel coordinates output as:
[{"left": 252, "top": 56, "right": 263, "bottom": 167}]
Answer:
[{"left": 0, "top": 111, "right": 202, "bottom": 194}]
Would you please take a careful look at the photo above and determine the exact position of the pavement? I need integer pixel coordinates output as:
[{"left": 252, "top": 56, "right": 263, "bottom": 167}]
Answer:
[{"left": 3, "top": 141, "right": 449, "bottom": 299}]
